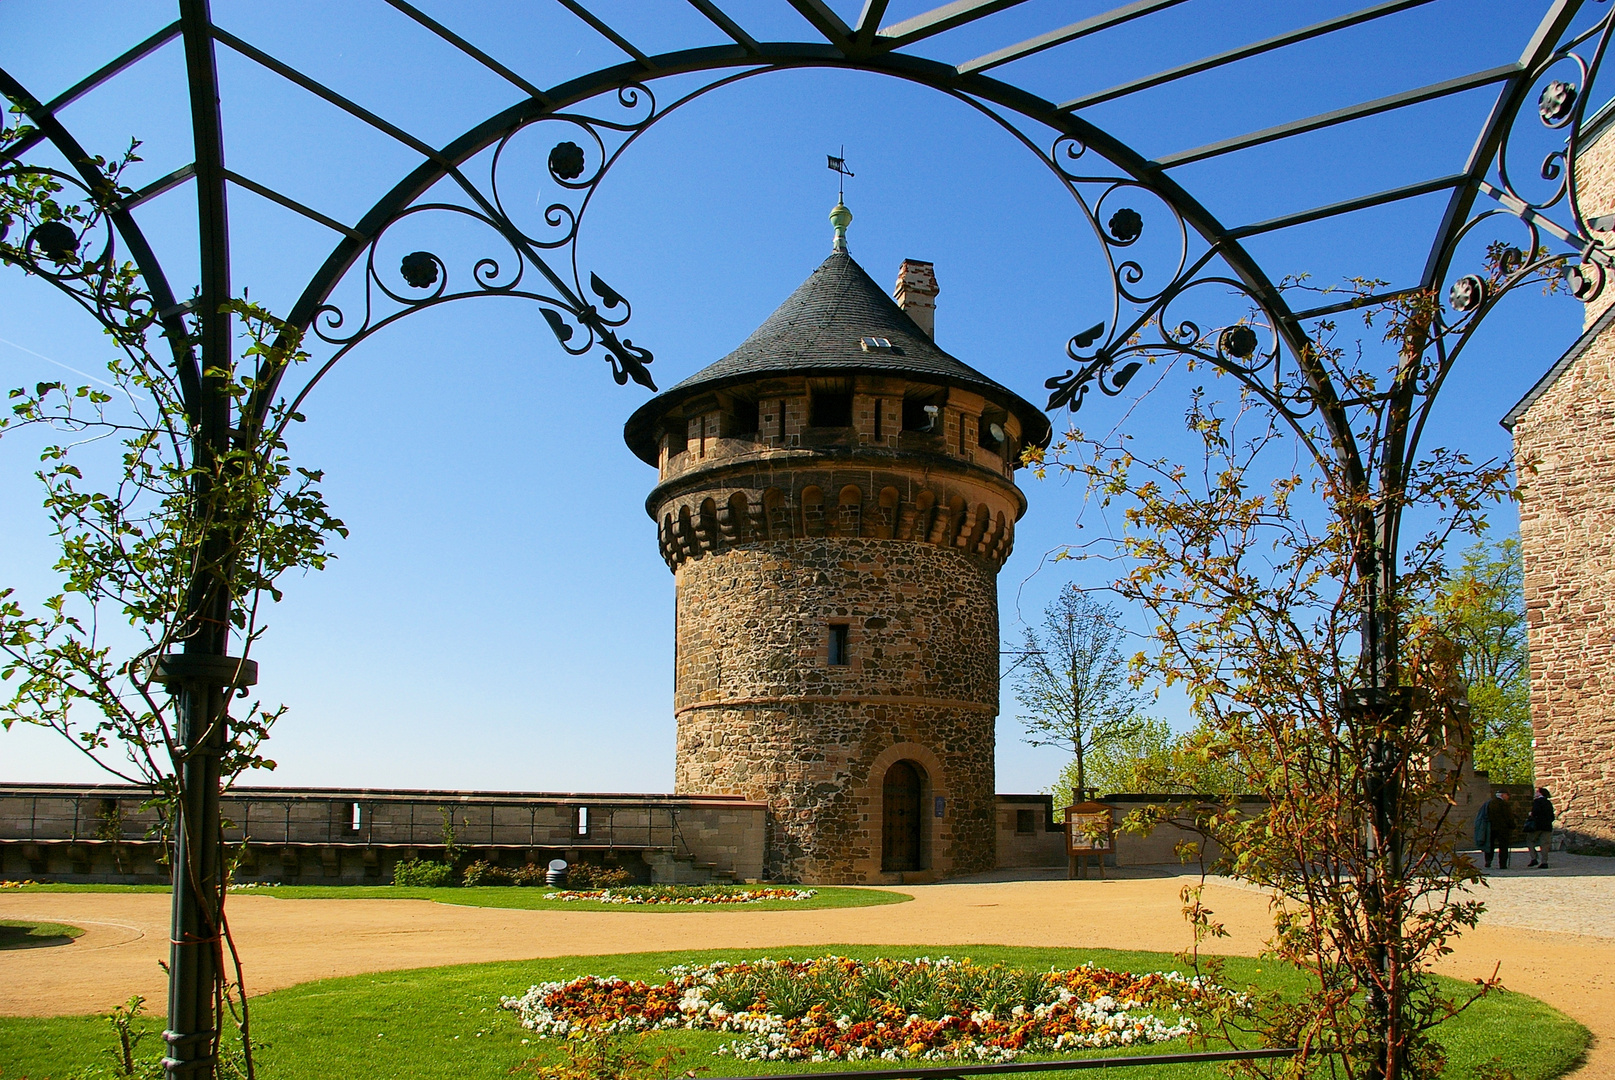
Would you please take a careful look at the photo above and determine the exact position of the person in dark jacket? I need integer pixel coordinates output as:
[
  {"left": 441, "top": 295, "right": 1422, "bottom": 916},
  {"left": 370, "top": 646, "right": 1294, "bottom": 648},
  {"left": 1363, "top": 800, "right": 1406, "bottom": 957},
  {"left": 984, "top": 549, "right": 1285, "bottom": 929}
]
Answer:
[
  {"left": 1482, "top": 790, "right": 1515, "bottom": 869},
  {"left": 1525, "top": 787, "right": 1555, "bottom": 868}
]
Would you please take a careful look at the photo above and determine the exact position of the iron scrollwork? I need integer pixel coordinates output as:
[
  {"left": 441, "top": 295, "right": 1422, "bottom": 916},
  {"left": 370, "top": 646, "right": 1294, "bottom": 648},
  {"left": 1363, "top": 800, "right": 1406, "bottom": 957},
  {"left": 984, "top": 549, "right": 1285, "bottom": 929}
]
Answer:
[
  {"left": 1039, "top": 134, "right": 1296, "bottom": 422},
  {"left": 309, "top": 85, "right": 662, "bottom": 392},
  {"left": 0, "top": 158, "right": 160, "bottom": 342},
  {"left": 1039, "top": 1, "right": 1615, "bottom": 430},
  {"left": 1418, "top": 3, "right": 1615, "bottom": 390}
]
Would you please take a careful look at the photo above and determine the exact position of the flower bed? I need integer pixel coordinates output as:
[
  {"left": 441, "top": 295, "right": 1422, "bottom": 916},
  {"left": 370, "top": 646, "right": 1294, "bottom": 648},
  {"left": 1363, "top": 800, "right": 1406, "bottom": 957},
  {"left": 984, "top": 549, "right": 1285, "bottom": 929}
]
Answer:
[
  {"left": 542, "top": 886, "right": 817, "bottom": 906},
  {"left": 501, "top": 956, "right": 1237, "bottom": 1062}
]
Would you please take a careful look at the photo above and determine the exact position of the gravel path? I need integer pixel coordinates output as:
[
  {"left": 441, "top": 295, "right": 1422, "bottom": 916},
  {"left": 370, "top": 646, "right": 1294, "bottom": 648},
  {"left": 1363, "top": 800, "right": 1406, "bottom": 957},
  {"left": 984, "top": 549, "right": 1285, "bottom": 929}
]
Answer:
[{"left": 1, "top": 867, "right": 1610, "bottom": 1076}]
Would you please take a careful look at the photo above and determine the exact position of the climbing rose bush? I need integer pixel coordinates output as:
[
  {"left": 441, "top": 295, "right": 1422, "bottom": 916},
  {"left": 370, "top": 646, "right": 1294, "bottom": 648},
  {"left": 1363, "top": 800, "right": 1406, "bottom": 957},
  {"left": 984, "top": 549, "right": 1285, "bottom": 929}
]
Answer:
[{"left": 501, "top": 956, "right": 1237, "bottom": 1062}]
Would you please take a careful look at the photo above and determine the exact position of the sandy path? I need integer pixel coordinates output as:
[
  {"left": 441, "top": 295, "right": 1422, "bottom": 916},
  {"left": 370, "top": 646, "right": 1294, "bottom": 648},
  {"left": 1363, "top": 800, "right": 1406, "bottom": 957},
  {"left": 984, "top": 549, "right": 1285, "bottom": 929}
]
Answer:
[{"left": 2, "top": 870, "right": 1609, "bottom": 1076}]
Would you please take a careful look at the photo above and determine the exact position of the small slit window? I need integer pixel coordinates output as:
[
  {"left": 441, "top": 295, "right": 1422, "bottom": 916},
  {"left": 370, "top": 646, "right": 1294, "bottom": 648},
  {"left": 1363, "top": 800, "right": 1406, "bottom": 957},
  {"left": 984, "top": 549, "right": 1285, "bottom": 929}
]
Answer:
[
  {"left": 350, "top": 802, "right": 363, "bottom": 831},
  {"left": 828, "top": 624, "right": 850, "bottom": 666},
  {"left": 860, "top": 336, "right": 893, "bottom": 351},
  {"left": 575, "top": 806, "right": 590, "bottom": 837}
]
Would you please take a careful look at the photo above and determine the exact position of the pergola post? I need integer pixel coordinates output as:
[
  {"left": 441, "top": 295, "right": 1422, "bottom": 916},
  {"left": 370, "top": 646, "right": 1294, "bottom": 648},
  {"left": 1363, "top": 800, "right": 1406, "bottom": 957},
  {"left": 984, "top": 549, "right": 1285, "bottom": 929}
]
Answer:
[{"left": 163, "top": 4, "right": 235, "bottom": 1077}]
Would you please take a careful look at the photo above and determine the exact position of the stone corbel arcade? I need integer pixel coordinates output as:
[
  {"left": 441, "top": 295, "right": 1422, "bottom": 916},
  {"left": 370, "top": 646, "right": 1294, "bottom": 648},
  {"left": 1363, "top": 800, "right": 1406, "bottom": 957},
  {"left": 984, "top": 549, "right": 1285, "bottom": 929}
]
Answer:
[{"left": 639, "top": 375, "right": 1027, "bottom": 573}]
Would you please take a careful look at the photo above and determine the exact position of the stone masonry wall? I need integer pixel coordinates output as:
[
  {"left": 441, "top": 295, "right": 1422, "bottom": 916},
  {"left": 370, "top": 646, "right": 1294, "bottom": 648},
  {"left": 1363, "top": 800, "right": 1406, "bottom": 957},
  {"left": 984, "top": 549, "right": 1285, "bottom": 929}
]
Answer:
[
  {"left": 673, "top": 538, "right": 999, "bottom": 882},
  {"left": 1579, "top": 121, "right": 1615, "bottom": 329},
  {"left": 1507, "top": 116, "right": 1615, "bottom": 843},
  {"left": 1514, "top": 325, "right": 1615, "bottom": 843}
]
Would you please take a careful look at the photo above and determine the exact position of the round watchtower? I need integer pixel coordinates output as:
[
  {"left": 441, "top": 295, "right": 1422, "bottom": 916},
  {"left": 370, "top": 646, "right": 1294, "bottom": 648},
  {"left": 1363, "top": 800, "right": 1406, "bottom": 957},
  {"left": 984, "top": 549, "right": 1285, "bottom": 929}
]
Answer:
[{"left": 624, "top": 205, "right": 1050, "bottom": 883}]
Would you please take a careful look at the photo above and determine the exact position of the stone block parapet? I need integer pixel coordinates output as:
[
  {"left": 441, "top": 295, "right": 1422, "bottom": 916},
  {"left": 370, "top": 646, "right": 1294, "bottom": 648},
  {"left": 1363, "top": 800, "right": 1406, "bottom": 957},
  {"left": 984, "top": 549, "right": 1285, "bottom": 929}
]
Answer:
[{"left": 0, "top": 783, "right": 766, "bottom": 885}]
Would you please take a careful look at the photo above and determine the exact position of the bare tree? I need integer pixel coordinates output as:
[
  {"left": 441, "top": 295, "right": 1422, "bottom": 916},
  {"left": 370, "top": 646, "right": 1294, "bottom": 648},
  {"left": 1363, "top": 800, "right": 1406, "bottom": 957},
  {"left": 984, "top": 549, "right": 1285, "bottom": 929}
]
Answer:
[{"left": 1013, "top": 586, "right": 1147, "bottom": 799}]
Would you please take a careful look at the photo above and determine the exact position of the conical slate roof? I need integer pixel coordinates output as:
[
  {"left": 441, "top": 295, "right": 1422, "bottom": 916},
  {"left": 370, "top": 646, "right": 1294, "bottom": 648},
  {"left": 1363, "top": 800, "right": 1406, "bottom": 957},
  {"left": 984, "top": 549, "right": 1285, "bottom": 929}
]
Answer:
[{"left": 624, "top": 251, "right": 1051, "bottom": 464}]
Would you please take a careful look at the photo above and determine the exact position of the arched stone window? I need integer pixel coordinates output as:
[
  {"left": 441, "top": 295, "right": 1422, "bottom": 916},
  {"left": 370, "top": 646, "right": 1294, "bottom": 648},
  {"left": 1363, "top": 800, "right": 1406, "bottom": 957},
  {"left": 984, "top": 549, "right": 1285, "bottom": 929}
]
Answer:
[
  {"left": 877, "top": 486, "right": 899, "bottom": 539},
  {"left": 882, "top": 760, "right": 926, "bottom": 872},
  {"left": 800, "top": 485, "right": 826, "bottom": 537},
  {"left": 727, "top": 491, "right": 751, "bottom": 544},
  {"left": 838, "top": 484, "right": 863, "bottom": 538},
  {"left": 762, "top": 487, "right": 789, "bottom": 539}
]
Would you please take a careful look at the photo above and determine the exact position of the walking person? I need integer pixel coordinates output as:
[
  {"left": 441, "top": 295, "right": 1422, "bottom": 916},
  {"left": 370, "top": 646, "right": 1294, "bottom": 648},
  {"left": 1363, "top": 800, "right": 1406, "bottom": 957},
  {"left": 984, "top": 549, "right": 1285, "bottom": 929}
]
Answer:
[
  {"left": 1525, "top": 787, "right": 1556, "bottom": 868},
  {"left": 1483, "top": 790, "right": 1516, "bottom": 870},
  {"left": 1474, "top": 797, "right": 1491, "bottom": 868}
]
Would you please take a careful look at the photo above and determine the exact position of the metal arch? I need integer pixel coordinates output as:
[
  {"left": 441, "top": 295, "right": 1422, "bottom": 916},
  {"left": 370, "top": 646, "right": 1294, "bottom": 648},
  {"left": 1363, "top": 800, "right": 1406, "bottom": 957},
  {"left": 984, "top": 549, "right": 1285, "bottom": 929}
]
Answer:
[
  {"left": 3, "top": 3, "right": 1607, "bottom": 438},
  {"left": 281, "top": 44, "right": 1312, "bottom": 345},
  {"left": 177, "top": 0, "right": 230, "bottom": 437},
  {"left": 259, "top": 42, "right": 1349, "bottom": 461},
  {"left": 11, "top": 0, "right": 1605, "bottom": 492}
]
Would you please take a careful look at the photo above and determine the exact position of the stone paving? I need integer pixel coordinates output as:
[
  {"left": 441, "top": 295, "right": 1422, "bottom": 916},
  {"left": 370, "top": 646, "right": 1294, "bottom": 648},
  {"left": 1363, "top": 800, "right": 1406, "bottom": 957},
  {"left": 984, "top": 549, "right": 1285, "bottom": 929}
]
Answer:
[{"left": 1466, "top": 852, "right": 1615, "bottom": 939}]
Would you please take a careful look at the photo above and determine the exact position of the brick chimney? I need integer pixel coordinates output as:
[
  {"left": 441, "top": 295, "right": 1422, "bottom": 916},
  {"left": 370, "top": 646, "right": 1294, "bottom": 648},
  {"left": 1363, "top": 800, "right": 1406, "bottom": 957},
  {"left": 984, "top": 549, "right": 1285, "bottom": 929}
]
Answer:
[{"left": 894, "top": 259, "right": 938, "bottom": 339}]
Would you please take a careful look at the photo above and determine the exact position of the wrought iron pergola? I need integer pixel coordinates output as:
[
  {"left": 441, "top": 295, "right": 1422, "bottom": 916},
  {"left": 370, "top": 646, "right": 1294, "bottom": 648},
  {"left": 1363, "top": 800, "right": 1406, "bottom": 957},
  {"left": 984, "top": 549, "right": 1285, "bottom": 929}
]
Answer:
[{"left": 5, "top": 2, "right": 1615, "bottom": 1077}]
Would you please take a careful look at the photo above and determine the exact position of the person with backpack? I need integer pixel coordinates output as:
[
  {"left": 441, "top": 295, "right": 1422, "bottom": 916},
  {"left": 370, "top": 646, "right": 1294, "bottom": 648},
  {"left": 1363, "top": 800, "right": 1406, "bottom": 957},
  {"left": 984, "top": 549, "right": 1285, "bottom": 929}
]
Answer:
[{"left": 1525, "top": 787, "right": 1556, "bottom": 868}]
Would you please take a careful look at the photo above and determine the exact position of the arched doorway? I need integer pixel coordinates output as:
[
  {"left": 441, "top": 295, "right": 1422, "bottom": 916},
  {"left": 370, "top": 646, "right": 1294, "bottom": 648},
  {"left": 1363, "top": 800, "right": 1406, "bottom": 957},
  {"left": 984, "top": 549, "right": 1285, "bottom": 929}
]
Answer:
[{"left": 881, "top": 760, "right": 925, "bottom": 872}]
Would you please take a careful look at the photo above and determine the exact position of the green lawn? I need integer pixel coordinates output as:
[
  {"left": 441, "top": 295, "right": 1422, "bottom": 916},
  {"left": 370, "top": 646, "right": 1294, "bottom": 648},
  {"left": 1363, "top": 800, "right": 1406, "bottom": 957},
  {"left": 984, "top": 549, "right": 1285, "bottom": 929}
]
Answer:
[
  {"left": 1, "top": 882, "right": 908, "bottom": 912},
  {"left": 0, "top": 919, "right": 84, "bottom": 950},
  {"left": 0, "top": 946, "right": 1587, "bottom": 1080}
]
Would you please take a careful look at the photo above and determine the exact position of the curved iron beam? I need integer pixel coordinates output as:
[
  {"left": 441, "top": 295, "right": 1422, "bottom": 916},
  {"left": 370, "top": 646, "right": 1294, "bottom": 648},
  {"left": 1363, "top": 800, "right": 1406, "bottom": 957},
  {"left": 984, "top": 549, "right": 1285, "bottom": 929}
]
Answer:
[{"left": 265, "top": 42, "right": 1355, "bottom": 478}]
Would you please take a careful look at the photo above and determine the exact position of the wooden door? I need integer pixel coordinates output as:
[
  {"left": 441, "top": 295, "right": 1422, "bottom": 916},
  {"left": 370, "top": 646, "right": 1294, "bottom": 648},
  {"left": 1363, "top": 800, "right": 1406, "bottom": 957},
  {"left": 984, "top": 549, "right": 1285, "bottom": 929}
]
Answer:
[{"left": 882, "top": 760, "right": 923, "bottom": 871}]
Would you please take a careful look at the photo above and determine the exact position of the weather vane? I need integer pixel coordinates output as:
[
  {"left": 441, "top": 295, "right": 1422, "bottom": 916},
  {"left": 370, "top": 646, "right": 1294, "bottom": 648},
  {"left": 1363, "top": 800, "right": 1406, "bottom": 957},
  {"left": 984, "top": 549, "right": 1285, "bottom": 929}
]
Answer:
[{"left": 827, "top": 148, "right": 854, "bottom": 202}]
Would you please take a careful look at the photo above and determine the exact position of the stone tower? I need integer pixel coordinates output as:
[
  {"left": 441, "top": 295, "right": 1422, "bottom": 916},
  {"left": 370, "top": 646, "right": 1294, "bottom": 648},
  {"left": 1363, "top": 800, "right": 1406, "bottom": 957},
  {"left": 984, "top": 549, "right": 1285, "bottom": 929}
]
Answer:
[{"left": 623, "top": 204, "right": 1050, "bottom": 883}]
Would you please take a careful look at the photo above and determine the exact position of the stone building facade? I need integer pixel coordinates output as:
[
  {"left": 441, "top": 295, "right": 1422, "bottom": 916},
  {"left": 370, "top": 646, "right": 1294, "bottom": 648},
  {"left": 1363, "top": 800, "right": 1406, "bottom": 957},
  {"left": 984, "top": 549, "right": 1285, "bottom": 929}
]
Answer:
[
  {"left": 624, "top": 210, "right": 1049, "bottom": 882},
  {"left": 1502, "top": 102, "right": 1615, "bottom": 845}
]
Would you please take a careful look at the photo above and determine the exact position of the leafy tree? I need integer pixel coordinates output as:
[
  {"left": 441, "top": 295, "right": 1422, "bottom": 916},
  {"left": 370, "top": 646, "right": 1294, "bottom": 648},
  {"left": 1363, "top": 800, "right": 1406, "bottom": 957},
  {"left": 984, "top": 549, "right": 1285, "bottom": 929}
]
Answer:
[
  {"left": 0, "top": 128, "right": 344, "bottom": 1077},
  {"left": 1431, "top": 538, "right": 1530, "bottom": 783},
  {"left": 1052, "top": 716, "right": 1178, "bottom": 801},
  {"left": 1012, "top": 586, "right": 1147, "bottom": 799},
  {"left": 1040, "top": 336, "right": 1510, "bottom": 1079},
  {"left": 0, "top": 300, "right": 339, "bottom": 790},
  {"left": 1052, "top": 717, "right": 1248, "bottom": 803}
]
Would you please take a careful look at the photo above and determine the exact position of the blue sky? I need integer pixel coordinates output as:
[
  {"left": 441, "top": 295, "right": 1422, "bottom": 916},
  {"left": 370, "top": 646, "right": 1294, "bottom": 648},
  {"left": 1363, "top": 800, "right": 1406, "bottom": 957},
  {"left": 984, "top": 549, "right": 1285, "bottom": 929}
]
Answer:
[{"left": 0, "top": 1, "right": 1598, "bottom": 793}]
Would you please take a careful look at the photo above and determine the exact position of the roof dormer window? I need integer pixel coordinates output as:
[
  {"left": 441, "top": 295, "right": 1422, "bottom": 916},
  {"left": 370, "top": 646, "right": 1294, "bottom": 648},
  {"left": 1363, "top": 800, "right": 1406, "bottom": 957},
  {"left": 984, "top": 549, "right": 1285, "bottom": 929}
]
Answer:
[{"left": 860, "top": 336, "right": 893, "bottom": 352}]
